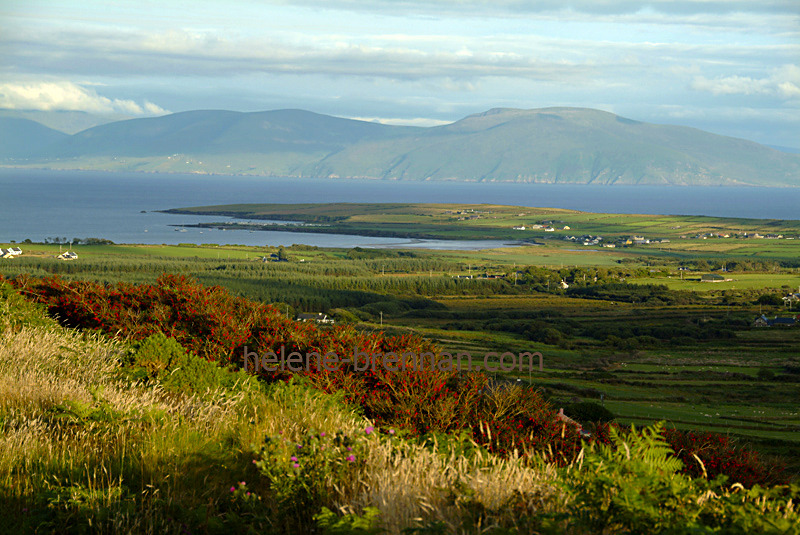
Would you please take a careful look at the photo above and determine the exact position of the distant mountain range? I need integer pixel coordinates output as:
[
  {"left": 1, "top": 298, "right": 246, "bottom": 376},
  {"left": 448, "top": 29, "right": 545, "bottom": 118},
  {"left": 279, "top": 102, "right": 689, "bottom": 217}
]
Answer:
[{"left": 2, "top": 107, "right": 799, "bottom": 186}]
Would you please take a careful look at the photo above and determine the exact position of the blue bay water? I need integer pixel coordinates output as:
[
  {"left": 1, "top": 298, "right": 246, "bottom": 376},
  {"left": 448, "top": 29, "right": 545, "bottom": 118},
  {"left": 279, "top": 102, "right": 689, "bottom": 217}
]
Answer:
[{"left": 1, "top": 168, "right": 798, "bottom": 248}]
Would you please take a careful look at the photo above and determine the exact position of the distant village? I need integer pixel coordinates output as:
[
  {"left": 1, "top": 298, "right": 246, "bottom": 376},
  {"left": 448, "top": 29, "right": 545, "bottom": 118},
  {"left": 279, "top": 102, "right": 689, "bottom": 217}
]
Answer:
[{"left": 503, "top": 217, "right": 798, "bottom": 246}]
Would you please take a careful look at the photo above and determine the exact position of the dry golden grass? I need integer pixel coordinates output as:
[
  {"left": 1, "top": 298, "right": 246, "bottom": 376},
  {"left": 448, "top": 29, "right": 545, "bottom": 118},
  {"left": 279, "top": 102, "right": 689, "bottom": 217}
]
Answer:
[
  {"left": 240, "top": 380, "right": 566, "bottom": 533},
  {"left": 352, "top": 437, "right": 565, "bottom": 533},
  {"left": 0, "top": 324, "right": 251, "bottom": 533}
]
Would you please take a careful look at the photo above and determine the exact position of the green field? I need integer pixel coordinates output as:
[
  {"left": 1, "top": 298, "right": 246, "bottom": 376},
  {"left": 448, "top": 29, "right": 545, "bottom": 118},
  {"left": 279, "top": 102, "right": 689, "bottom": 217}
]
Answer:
[{"left": 628, "top": 273, "right": 800, "bottom": 291}]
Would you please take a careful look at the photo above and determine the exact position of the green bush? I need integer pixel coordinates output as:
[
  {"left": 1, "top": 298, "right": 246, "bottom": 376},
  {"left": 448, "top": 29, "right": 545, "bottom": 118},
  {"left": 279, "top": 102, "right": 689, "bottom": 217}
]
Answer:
[
  {"left": 254, "top": 427, "right": 370, "bottom": 532},
  {"left": 561, "top": 424, "right": 800, "bottom": 534},
  {"left": 330, "top": 307, "right": 361, "bottom": 324},
  {"left": 757, "top": 368, "right": 775, "bottom": 381},
  {"left": 0, "top": 280, "right": 56, "bottom": 333},
  {"left": 127, "top": 332, "right": 255, "bottom": 396},
  {"left": 756, "top": 294, "right": 783, "bottom": 306}
]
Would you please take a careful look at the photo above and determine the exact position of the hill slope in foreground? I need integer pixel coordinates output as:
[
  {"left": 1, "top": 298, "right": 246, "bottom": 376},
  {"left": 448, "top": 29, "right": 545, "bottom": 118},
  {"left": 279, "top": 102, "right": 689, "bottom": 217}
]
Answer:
[{"left": 3, "top": 107, "right": 799, "bottom": 186}]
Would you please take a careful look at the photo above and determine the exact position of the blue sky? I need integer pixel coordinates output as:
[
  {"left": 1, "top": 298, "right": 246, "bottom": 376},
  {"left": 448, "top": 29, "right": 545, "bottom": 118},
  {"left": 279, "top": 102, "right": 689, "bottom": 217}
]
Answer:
[{"left": 1, "top": 0, "right": 798, "bottom": 146}]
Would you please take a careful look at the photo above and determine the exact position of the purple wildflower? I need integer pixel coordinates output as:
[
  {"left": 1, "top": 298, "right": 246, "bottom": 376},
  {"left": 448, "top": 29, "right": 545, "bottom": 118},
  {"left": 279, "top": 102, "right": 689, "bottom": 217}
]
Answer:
[{"left": 346, "top": 455, "right": 356, "bottom": 462}]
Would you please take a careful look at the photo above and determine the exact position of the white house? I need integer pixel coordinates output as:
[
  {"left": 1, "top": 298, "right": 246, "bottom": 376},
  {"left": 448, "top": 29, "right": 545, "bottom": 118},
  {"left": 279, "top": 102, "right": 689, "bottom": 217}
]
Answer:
[{"left": 296, "top": 313, "right": 335, "bottom": 324}]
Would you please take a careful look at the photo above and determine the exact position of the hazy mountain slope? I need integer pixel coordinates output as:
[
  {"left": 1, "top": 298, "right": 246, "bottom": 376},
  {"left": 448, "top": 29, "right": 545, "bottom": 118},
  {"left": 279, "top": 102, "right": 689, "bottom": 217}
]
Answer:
[
  {"left": 46, "top": 109, "right": 422, "bottom": 158},
  {"left": 10, "top": 107, "right": 800, "bottom": 186},
  {"left": 309, "top": 108, "right": 800, "bottom": 186},
  {"left": 0, "top": 109, "right": 132, "bottom": 134},
  {"left": 0, "top": 117, "right": 70, "bottom": 158}
]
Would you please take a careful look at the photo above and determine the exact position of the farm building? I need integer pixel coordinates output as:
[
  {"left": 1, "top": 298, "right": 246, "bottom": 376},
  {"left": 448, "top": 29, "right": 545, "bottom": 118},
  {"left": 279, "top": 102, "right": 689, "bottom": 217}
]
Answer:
[
  {"left": 753, "top": 314, "right": 798, "bottom": 327},
  {"left": 296, "top": 313, "right": 334, "bottom": 324}
]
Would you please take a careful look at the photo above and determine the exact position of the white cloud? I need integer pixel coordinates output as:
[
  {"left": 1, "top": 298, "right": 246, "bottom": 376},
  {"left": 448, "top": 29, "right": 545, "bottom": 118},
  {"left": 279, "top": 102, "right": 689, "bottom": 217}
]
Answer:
[
  {"left": 690, "top": 75, "right": 768, "bottom": 95},
  {"left": 0, "top": 81, "right": 168, "bottom": 115},
  {"left": 347, "top": 115, "right": 452, "bottom": 127},
  {"left": 778, "top": 81, "right": 800, "bottom": 98},
  {"left": 690, "top": 64, "right": 800, "bottom": 98},
  {"left": 265, "top": 0, "right": 800, "bottom": 17}
]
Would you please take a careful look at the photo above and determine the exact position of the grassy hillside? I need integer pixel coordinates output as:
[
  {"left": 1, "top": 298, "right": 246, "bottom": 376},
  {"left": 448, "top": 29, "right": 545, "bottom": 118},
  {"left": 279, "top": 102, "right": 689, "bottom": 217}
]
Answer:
[{"left": 7, "top": 107, "right": 799, "bottom": 186}]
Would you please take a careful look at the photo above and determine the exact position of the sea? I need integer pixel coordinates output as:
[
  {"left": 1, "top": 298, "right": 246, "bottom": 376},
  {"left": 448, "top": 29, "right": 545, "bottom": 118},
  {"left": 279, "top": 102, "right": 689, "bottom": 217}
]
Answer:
[{"left": 2, "top": 168, "right": 798, "bottom": 249}]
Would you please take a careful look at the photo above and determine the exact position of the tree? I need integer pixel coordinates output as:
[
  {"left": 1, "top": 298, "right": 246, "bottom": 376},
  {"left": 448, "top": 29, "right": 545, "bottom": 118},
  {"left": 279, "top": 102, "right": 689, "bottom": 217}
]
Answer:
[{"left": 756, "top": 294, "right": 782, "bottom": 306}]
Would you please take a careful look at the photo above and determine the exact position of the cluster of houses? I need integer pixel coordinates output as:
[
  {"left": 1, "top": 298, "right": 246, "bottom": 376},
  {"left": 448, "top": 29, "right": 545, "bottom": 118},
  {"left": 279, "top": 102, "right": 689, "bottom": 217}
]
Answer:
[
  {"left": 689, "top": 232, "right": 732, "bottom": 239},
  {"left": 513, "top": 223, "right": 569, "bottom": 232},
  {"left": 56, "top": 251, "right": 78, "bottom": 260},
  {"left": 738, "top": 232, "right": 792, "bottom": 240},
  {"left": 619, "top": 236, "right": 670, "bottom": 246},
  {"left": 0, "top": 247, "right": 23, "bottom": 258},
  {"left": 453, "top": 273, "right": 505, "bottom": 280},
  {"left": 685, "top": 232, "right": 796, "bottom": 240},
  {"left": 446, "top": 208, "right": 491, "bottom": 221},
  {"left": 563, "top": 235, "right": 603, "bottom": 246},
  {"left": 558, "top": 234, "right": 673, "bottom": 248}
]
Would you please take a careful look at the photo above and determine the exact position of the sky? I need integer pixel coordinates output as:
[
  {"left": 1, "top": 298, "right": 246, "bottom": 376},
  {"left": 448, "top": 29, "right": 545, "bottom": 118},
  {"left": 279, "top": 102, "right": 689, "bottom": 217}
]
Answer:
[{"left": 1, "top": 0, "right": 798, "bottom": 147}]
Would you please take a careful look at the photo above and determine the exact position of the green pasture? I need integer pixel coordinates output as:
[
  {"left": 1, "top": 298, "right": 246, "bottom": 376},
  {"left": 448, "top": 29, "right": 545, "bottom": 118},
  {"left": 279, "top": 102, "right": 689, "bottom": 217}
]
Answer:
[{"left": 627, "top": 272, "right": 800, "bottom": 292}]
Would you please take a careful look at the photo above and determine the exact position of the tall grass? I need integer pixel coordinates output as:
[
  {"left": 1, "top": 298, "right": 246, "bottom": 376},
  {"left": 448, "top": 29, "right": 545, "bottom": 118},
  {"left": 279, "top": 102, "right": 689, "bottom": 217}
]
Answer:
[{"left": 0, "top": 321, "right": 253, "bottom": 533}]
